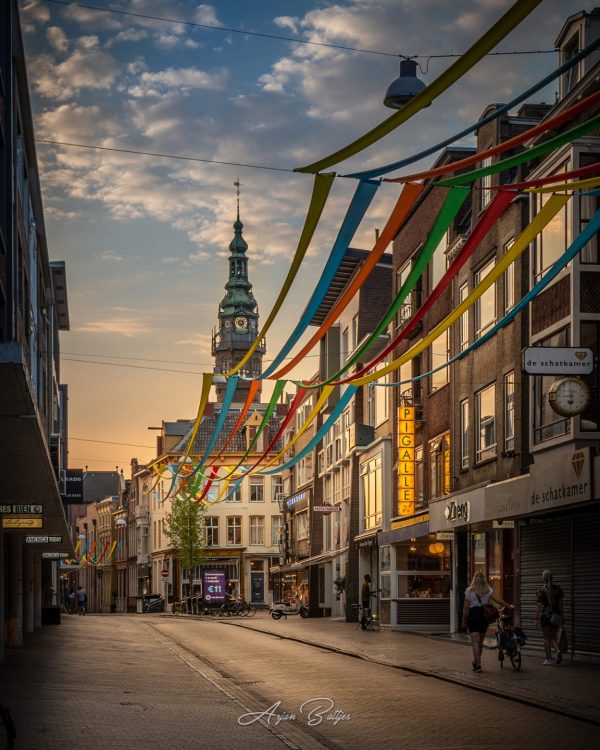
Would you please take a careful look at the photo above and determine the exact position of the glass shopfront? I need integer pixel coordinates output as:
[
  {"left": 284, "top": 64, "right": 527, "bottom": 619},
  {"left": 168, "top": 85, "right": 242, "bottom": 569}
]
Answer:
[{"left": 396, "top": 535, "right": 451, "bottom": 598}]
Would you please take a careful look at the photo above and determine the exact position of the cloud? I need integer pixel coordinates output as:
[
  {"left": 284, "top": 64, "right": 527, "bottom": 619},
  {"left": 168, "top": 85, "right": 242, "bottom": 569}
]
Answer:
[
  {"left": 131, "top": 66, "right": 229, "bottom": 97},
  {"left": 76, "top": 318, "right": 152, "bottom": 336},
  {"left": 193, "top": 5, "right": 222, "bottom": 27},
  {"left": 20, "top": 0, "right": 51, "bottom": 33},
  {"left": 100, "top": 250, "right": 124, "bottom": 262},
  {"left": 174, "top": 333, "right": 213, "bottom": 355},
  {"left": 46, "top": 26, "right": 69, "bottom": 53}
]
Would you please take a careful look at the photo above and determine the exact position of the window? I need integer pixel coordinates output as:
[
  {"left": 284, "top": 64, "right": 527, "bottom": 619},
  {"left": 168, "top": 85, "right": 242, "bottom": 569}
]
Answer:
[
  {"left": 459, "top": 283, "right": 469, "bottom": 351},
  {"left": 352, "top": 315, "right": 359, "bottom": 350},
  {"left": 271, "top": 476, "right": 283, "bottom": 503},
  {"left": 562, "top": 32, "right": 580, "bottom": 95},
  {"left": 206, "top": 517, "right": 219, "bottom": 547},
  {"left": 429, "top": 434, "right": 451, "bottom": 499},
  {"left": 295, "top": 510, "right": 309, "bottom": 541},
  {"left": 430, "top": 329, "right": 449, "bottom": 392},
  {"left": 271, "top": 515, "right": 283, "bottom": 547},
  {"left": 360, "top": 454, "right": 383, "bottom": 530},
  {"left": 250, "top": 477, "right": 264, "bottom": 502},
  {"left": 415, "top": 446, "right": 424, "bottom": 510},
  {"left": 504, "top": 372, "right": 515, "bottom": 453},
  {"left": 367, "top": 383, "right": 376, "bottom": 427},
  {"left": 534, "top": 166, "right": 570, "bottom": 280},
  {"left": 503, "top": 239, "right": 515, "bottom": 312},
  {"left": 476, "top": 384, "right": 496, "bottom": 462},
  {"left": 460, "top": 399, "right": 469, "bottom": 469},
  {"left": 227, "top": 486, "right": 242, "bottom": 503},
  {"left": 480, "top": 156, "right": 492, "bottom": 210},
  {"left": 396, "top": 261, "right": 414, "bottom": 326},
  {"left": 580, "top": 322, "right": 600, "bottom": 431},
  {"left": 579, "top": 153, "right": 600, "bottom": 264},
  {"left": 341, "top": 327, "right": 349, "bottom": 363},
  {"left": 250, "top": 516, "right": 264, "bottom": 545},
  {"left": 533, "top": 328, "right": 569, "bottom": 443},
  {"left": 430, "top": 231, "right": 448, "bottom": 290},
  {"left": 227, "top": 516, "right": 242, "bottom": 545},
  {"left": 474, "top": 258, "right": 496, "bottom": 338}
]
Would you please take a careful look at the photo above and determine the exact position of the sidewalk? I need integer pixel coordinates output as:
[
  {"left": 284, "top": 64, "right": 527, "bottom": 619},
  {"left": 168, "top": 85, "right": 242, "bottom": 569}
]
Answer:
[{"left": 199, "top": 612, "right": 600, "bottom": 726}]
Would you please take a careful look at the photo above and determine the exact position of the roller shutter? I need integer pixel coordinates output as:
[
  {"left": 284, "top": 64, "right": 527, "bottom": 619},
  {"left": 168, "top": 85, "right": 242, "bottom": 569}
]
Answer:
[{"left": 573, "top": 511, "right": 600, "bottom": 655}]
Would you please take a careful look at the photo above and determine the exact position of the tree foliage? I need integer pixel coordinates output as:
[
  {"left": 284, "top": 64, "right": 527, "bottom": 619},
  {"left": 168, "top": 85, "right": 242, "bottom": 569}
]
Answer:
[{"left": 163, "top": 496, "right": 207, "bottom": 576}]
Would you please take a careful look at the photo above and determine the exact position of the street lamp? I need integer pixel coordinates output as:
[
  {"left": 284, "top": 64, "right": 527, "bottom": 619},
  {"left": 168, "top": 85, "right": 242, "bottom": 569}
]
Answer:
[{"left": 384, "top": 58, "right": 427, "bottom": 109}]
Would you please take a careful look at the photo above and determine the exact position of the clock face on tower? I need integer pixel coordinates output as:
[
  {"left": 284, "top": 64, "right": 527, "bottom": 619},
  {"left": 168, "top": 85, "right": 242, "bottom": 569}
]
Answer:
[{"left": 235, "top": 316, "right": 248, "bottom": 330}]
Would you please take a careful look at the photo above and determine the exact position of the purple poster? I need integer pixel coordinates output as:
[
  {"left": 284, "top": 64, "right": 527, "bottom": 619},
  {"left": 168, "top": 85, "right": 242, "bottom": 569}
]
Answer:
[{"left": 203, "top": 570, "right": 226, "bottom": 603}]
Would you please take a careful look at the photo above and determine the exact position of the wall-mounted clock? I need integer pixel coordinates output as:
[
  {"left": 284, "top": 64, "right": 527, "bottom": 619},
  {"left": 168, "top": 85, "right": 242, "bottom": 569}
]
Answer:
[{"left": 548, "top": 376, "right": 591, "bottom": 417}]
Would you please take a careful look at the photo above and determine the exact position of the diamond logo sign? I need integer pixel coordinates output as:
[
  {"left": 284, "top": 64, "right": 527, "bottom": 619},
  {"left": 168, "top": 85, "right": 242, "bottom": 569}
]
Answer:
[{"left": 571, "top": 451, "right": 585, "bottom": 479}]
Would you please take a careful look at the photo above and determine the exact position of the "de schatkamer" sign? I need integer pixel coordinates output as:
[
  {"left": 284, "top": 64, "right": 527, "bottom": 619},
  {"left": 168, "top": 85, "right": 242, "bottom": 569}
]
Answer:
[{"left": 522, "top": 347, "right": 593, "bottom": 375}]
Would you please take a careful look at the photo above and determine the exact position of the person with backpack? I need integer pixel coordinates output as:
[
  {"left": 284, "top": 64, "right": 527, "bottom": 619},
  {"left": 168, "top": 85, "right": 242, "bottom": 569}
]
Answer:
[
  {"left": 535, "top": 569, "right": 564, "bottom": 665},
  {"left": 77, "top": 587, "right": 87, "bottom": 615}
]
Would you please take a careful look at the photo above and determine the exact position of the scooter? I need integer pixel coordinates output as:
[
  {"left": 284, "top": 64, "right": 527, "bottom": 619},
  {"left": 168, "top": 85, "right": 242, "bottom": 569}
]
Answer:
[{"left": 269, "top": 596, "right": 309, "bottom": 620}]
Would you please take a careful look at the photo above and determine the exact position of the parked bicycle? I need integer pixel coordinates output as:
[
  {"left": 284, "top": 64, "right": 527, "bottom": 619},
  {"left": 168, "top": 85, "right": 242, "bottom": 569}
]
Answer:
[
  {"left": 0, "top": 703, "right": 16, "bottom": 750},
  {"left": 496, "top": 608, "right": 526, "bottom": 671},
  {"left": 220, "top": 597, "right": 257, "bottom": 617},
  {"left": 353, "top": 602, "right": 380, "bottom": 631}
]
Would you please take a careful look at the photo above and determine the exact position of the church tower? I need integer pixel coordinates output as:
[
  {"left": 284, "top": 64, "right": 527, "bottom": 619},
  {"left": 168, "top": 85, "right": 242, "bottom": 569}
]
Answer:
[{"left": 211, "top": 183, "right": 265, "bottom": 403}]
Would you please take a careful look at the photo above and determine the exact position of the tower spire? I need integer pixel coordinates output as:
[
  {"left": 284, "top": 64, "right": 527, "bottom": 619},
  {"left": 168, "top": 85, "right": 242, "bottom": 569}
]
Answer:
[{"left": 234, "top": 179, "right": 242, "bottom": 221}]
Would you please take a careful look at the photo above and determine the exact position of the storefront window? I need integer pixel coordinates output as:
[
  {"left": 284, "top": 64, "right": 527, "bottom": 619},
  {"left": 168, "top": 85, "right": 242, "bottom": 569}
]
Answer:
[
  {"left": 395, "top": 536, "right": 450, "bottom": 599},
  {"left": 380, "top": 546, "right": 391, "bottom": 599},
  {"left": 471, "top": 533, "right": 486, "bottom": 579},
  {"left": 488, "top": 529, "right": 502, "bottom": 595}
]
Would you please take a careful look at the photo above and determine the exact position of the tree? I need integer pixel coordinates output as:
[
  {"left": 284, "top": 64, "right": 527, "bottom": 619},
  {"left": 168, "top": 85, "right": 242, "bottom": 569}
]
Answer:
[{"left": 163, "top": 496, "right": 207, "bottom": 599}]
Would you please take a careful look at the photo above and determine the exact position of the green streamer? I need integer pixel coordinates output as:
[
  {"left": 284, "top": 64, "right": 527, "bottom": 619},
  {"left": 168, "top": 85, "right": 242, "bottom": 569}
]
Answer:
[
  {"left": 297, "top": 187, "right": 470, "bottom": 388},
  {"left": 438, "top": 114, "right": 600, "bottom": 186}
]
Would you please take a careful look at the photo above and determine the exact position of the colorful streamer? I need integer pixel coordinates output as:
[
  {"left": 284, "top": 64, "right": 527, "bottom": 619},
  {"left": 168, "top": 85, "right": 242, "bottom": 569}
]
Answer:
[
  {"left": 225, "top": 172, "right": 335, "bottom": 376},
  {"left": 344, "top": 37, "right": 600, "bottom": 180},
  {"left": 348, "top": 193, "right": 570, "bottom": 386},
  {"left": 260, "top": 179, "right": 380, "bottom": 378},
  {"left": 295, "top": 0, "right": 542, "bottom": 173},
  {"left": 385, "top": 90, "right": 600, "bottom": 184},
  {"left": 437, "top": 114, "right": 600, "bottom": 187},
  {"left": 269, "top": 182, "right": 424, "bottom": 379}
]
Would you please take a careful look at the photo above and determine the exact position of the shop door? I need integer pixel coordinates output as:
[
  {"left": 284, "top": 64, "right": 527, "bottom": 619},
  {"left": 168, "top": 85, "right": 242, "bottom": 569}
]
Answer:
[{"left": 251, "top": 573, "right": 264, "bottom": 603}]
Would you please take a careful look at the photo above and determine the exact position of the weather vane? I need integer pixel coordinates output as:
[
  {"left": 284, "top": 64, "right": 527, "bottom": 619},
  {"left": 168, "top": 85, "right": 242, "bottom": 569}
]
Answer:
[{"left": 234, "top": 179, "right": 243, "bottom": 220}]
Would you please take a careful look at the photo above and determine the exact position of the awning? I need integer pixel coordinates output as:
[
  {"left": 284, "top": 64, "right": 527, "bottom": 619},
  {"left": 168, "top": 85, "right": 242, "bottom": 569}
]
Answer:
[
  {"left": 300, "top": 546, "right": 349, "bottom": 567},
  {"left": 379, "top": 513, "right": 429, "bottom": 545}
]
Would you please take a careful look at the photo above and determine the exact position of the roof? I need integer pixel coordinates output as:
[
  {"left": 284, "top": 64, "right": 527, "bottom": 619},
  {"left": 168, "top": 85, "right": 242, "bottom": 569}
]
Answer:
[
  {"left": 309, "top": 247, "right": 393, "bottom": 327},
  {"left": 173, "top": 408, "right": 284, "bottom": 454}
]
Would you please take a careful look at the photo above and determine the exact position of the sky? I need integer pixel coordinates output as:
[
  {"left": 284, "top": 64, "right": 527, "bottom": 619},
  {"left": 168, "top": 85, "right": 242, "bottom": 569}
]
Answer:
[{"left": 18, "top": 0, "right": 596, "bottom": 471}]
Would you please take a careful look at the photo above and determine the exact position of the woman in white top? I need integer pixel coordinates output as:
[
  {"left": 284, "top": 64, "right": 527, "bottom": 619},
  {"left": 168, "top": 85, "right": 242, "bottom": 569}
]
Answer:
[{"left": 462, "top": 571, "right": 512, "bottom": 672}]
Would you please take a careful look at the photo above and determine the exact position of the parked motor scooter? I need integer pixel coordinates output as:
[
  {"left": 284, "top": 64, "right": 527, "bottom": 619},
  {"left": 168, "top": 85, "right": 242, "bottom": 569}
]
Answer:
[{"left": 269, "top": 596, "right": 309, "bottom": 620}]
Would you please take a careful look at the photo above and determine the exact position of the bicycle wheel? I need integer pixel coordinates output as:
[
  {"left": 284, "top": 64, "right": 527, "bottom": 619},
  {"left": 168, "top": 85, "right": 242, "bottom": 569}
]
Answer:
[{"left": 510, "top": 647, "right": 522, "bottom": 671}]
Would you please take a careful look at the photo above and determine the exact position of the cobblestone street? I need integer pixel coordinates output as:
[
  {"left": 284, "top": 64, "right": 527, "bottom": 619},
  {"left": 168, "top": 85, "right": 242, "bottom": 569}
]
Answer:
[{"left": 1, "top": 614, "right": 598, "bottom": 750}]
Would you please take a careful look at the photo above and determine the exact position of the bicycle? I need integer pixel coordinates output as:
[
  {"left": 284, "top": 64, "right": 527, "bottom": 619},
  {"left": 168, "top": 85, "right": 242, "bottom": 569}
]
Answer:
[
  {"left": 353, "top": 602, "right": 380, "bottom": 631},
  {"left": 496, "top": 608, "right": 526, "bottom": 671},
  {"left": 0, "top": 703, "right": 16, "bottom": 750},
  {"left": 172, "top": 600, "right": 187, "bottom": 615}
]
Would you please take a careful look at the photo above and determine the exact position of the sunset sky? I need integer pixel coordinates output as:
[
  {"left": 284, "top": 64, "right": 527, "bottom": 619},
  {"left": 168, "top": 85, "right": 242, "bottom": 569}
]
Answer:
[{"left": 19, "top": 0, "right": 594, "bottom": 471}]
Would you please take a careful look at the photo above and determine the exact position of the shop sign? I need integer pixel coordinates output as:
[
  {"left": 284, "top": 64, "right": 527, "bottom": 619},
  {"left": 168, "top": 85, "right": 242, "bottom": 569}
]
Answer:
[
  {"left": 436, "top": 532, "right": 455, "bottom": 541},
  {"left": 357, "top": 537, "right": 376, "bottom": 548},
  {"left": 3, "top": 517, "right": 43, "bottom": 529},
  {"left": 397, "top": 406, "right": 415, "bottom": 516},
  {"left": 0, "top": 504, "right": 43, "bottom": 514},
  {"left": 313, "top": 504, "right": 340, "bottom": 513},
  {"left": 286, "top": 490, "right": 308, "bottom": 509},
  {"left": 42, "top": 552, "right": 69, "bottom": 558},
  {"left": 444, "top": 499, "right": 470, "bottom": 523},
  {"left": 486, "top": 447, "right": 592, "bottom": 519},
  {"left": 63, "top": 469, "right": 84, "bottom": 504},
  {"left": 60, "top": 561, "right": 81, "bottom": 570},
  {"left": 522, "top": 347, "right": 593, "bottom": 375},
  {"left": 493, "top": 520, "right": 515, "bottom": 529},
  {"left": 25, "top": 535, "right": 62, "bottom": 543},
  {"left": 203, "top": 570, "right": 226, "bottom": 603}
]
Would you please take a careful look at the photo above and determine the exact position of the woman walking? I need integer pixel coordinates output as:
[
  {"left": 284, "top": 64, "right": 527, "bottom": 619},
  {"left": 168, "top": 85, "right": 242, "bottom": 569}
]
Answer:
[
  {"left": 535, "top": 569, "right": 564, "bottom": 665},
  {"left": 462, "top": 571, "right": 512, "bottom": 672}
]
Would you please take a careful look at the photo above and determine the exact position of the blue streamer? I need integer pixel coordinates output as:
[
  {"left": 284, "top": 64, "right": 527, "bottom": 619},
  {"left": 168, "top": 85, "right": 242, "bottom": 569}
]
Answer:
[
  {"left": 344, "top": 38, "right": 600, "bottom": 180},
  {"left": 260, "top": 180, "right": 380, "bottom": 378},
  {"left": 378, "top": 203, "right": 600, "bottom": 388},
  {"left": 258, "top": 386, "right": 358, "bottom": 476}
]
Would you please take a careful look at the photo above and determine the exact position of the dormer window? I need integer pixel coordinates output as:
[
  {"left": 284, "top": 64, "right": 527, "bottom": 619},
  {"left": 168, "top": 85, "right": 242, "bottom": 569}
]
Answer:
[{"left": 562, "top": 31, "right": 580, "bottom": 94}]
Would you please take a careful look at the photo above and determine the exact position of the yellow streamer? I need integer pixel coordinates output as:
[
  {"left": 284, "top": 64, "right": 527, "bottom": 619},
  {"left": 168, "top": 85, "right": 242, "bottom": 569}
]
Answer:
[
  {"left": 349, "top": 194, "right": 570, "bottom": 386},
  {"left": 167, "top": 373, "right": 213, "bottom": 493},
  {"left": 296, "top": 0, "right": 542, "bottom": 173},
  {"left": 525, "top": 176, "right": 600, "bottom": 193},
  {"left": 226, "top": 173, "right": 335, "bottom": 375}
]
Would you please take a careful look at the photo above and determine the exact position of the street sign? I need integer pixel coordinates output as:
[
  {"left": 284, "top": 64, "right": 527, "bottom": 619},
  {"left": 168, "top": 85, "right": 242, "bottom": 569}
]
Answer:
[
  {"left": 313, "top": 505, "right": 340, "bottom": 513},
  {"left": 522, "top": 347, "right": 594, "bottom": 375},
  {"left": 161, "top": 569, "right": 169, "bottom": 578},
  {"left": 3, "top": 517, "right": 43, "bottom": 529},
  {"left": 0, "top": 504, "right": 43, "bottom": 514},
  {"left": 25, "top": 535, "right": 62, "bottom": 544}
]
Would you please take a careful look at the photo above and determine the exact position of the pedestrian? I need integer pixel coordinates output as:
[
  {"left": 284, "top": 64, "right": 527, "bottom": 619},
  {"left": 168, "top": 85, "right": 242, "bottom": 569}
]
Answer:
[
  {"left": 535, "top": 569, "right": 565, "bottom": 665},
  {"left": 461, "top": 571, "right": 512, "bottom": 672},
  {"left": 77, "top": 586, "right": 87, "bottom": 616},
  {"left": 67, "top": 588, "right": 76, "bottom": 614},
  {"left": 360, "top": 574, "right": 373, "bottom": 630}
]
